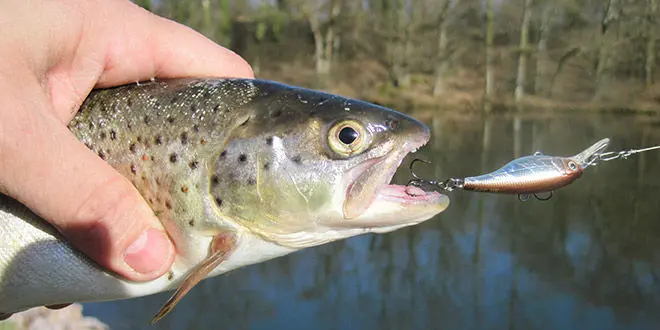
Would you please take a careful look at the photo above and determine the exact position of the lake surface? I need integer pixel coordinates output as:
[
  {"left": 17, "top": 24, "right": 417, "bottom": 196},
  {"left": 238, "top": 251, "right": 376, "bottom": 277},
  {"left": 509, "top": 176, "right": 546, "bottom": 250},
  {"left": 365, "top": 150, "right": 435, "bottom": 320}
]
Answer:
[{"left": 84, "top": 112, "right": 660, "bottom": 330}]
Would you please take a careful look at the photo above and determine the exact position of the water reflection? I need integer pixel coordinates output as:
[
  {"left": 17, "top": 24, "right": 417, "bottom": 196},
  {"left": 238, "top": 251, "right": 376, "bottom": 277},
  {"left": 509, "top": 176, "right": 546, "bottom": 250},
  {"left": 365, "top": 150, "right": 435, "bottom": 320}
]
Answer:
[{"left": 84, "top": 113, "right": 660, "bottom": 330}]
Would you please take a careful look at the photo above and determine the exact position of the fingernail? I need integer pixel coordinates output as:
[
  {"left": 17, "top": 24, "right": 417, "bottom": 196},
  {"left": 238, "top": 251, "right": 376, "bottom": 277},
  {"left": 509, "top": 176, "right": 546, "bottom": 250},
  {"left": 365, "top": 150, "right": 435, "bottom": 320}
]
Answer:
[{"left": 124, "top": 228, "right": 172, "bottom": 275}]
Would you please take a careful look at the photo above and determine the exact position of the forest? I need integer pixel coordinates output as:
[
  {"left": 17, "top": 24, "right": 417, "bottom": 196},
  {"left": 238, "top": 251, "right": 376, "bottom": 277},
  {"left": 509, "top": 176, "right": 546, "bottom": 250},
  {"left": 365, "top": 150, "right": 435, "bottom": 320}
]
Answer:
[{"left": 135, "top": 0, "right": 660, "bottom": 113}]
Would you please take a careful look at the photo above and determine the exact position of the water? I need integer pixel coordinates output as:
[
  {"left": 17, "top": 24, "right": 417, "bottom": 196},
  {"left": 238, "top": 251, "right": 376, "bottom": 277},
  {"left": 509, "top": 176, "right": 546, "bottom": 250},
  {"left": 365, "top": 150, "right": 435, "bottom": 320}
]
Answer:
[{"left": 84, "top": 113, "right": 660, "bottom": 330}]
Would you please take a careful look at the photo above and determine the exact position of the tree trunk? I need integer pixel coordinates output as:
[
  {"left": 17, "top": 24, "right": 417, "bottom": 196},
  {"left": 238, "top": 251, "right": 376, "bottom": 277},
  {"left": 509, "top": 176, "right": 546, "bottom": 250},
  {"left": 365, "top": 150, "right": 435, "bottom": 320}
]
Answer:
[
  {"left": 433, "top": 0, "right": 452, "bottom": 97},
  {"left": 433, "top": 28, "right": 450, "bottom": 96},
  {"left": 304, "top": 0, "right": 341, "bottom": 76},
  {"left": 535, "top": 5, "right": 556, "bottom": 97},
  {"left": 390, "top": 0, "right": 411, "bottom": 88},
  {"left": 646, "top": 0, "right": 658, "bottom": 87},
  {"left": 593, "top": 0, "right": 619, "bottom": 101},
  {"left": 484, "top": 0, "right": 495, "bottom": 113},
  {"left": 514, "top": 0, "right": 532, "bottom": 103},
  {"left": 201, "top": 0, "right": 213, "bottom": 40}
]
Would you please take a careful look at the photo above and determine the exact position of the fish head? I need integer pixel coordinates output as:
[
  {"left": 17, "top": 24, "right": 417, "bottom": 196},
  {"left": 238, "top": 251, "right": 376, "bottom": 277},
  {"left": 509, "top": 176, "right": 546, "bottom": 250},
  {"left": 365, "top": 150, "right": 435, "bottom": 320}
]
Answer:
[{"left": 212, "top": 81, "right": 448, "bottom": 248}]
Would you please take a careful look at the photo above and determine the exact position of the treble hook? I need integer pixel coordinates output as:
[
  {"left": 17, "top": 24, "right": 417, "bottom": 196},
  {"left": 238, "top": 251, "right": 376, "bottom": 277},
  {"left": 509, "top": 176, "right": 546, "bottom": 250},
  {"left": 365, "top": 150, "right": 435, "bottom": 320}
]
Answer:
[
  {"left": 407, "top": 159, "right": 465, "bottom": 192},
  {"left": 409, "top": 158, "right": 432, "bottom": 180},
  {"left": 407, "top": 159, "right": 440, "bottom": 189}
]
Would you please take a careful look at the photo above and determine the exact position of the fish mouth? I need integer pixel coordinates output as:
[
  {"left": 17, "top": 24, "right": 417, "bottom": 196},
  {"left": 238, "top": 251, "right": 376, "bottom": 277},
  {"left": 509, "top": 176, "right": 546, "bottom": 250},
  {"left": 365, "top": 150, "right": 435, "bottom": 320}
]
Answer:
[{"left": 341, "top": 135, "right": 449, "bottom": 228}]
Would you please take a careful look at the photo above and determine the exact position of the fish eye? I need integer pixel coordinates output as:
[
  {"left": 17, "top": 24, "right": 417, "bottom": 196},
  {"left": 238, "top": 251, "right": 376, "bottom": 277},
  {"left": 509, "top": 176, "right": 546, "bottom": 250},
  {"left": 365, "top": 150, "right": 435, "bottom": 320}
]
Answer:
[
  {"left": 328, "top": 120, "right": 369, "bottom": 157},
  {"left": 568, "top": 161, "right": 578, "bottom": 171},
  {"left": 338, "top": 127, "right": 359, "bottom": 145}
]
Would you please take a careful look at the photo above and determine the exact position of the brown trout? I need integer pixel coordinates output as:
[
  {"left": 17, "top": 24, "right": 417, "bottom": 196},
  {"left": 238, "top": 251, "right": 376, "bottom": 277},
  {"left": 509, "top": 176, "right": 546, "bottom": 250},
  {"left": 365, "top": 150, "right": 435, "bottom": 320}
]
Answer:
[{"left": 0, "top": 78, "right": 448, "bottom": 322}]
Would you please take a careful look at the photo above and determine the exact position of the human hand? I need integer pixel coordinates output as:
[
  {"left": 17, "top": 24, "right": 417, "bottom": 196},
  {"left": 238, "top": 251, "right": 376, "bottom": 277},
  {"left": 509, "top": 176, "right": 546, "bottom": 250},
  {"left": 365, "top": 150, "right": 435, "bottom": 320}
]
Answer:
[{"left": 0, "top": 0, "right": 253, "bottom": 282}]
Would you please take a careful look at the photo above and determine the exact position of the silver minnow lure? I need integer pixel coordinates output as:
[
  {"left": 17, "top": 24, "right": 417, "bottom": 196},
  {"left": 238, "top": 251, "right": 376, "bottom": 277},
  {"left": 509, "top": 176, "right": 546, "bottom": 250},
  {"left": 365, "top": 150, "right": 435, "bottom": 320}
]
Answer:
[{"left": 408, "top": 138, "right": 612, "bottom": 200}]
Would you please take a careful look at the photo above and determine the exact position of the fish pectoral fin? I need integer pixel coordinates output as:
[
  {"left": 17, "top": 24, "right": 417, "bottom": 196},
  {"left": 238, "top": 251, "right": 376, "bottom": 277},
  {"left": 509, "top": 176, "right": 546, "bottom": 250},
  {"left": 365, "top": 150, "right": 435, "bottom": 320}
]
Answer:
[{"left": 151, "top": 232, "right": 237, "bottom": 324}]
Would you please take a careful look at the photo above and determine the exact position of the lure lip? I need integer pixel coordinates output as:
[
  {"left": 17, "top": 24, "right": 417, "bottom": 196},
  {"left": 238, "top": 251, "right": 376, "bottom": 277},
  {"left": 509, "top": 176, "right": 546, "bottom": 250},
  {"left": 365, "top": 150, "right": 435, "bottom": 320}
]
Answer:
[{"left": 571, "top": 138, "right": 610, "bottom": 168}]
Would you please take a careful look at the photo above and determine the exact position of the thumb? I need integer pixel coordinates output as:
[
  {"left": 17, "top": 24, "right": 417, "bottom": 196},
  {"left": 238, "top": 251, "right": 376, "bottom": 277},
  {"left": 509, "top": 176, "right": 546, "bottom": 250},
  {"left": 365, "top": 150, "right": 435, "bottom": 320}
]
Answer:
[{"left": 0, "top": 81, "right": 174, "bottom": 281}]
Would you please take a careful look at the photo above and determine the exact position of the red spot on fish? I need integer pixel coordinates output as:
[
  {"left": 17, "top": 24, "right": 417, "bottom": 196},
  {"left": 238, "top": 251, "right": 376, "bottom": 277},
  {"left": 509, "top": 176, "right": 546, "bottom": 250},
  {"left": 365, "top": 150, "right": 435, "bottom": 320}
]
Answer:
[{"left": 142, "top": 154, "right": 149, "bottom": 161}]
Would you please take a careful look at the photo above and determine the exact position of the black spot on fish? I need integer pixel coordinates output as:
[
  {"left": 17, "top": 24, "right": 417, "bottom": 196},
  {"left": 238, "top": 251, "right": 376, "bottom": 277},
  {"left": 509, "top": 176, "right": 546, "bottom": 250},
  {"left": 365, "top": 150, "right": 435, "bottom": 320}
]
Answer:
[
  {"left": 181, "top": 185, "right": 189, "bottom": 193},
  {"left": 180, "top": 132, "right": 188, "bottom": 145},
  {"left": 193, "top": 125, "right": 200, "bottom": 132},
  {"left": 165, "top": 201, "right": 172, "bottom": 209},
  {"left": 137, "top": 136, "right": 143, "bottom": 143},
  {"left": 88, "top": 122, "right": 95, "bottom": 130},
  {"left": 171, "top": 96, "right": 179, "bottom": 104},
  {"left": 211, "top": 175, "right": 219, "bottom": 186},
  {"left": 272, "top": 110, "right": 282, "bottom": 118},
  {"left": 167, "top": 117, "right": 175, "bottom": 124},
  {"left": 188, "top": 219, "right": 195, "bottom": 227},
  {"left": 189, "top": 160, "right": 198, "bottom": 169},
  {"left": 238, "top": 154, "right": 247, "bottom": 162},
  {"left": 190, "top": 104, "right": 197, "bottom": 112},
  {"left": 266, "top": 137, "right": 273, "bottom": 146},
  {"left": 99, "top": 132, "right": 107, "bottom": 140},
  {"left": 263, "top": 162, "right": 270, "bottom": 170},
  {"left": 130, "top": 164, "right": 137, "bottom": 174},
  {"left": 155, "top": 135, "right": 163, "bottom": 145},
  {"left": 127, "top": 98, "right": 133, "bottom": 107},
  {"left": 292, "top": 155, "right": 302, "bottom": 164},
  {"left": 170, "top": 153, "right": 178, "bottom": 163},
  {"left": 167, "top": 271, "right": 174, "bottom": 280},
  {"left": 214, "top": 197, "right": 223, "bottom": 207},
  {"left": 129, "top": 143, "right": 136, "bottom": 153},
  {"left": 98, "top": 150, "right": 106, "bottom": 160},
  {"left": 213, "top": 104, "right": 221, "bottom": 113},
  {"left": 247, "top": 178, "right": 256, "bottom": 185},
  {"left": 143, "top": 116, "right": 150, "bottom": 125},
  {"left": 110, "top": 130, "right": 117, "bottom": 140},
  {"left": 220, "top": 151, "right": 227, "bottom": 158},
  {"left": 150, "top": 155, "right": 155, "bottom": 161}
]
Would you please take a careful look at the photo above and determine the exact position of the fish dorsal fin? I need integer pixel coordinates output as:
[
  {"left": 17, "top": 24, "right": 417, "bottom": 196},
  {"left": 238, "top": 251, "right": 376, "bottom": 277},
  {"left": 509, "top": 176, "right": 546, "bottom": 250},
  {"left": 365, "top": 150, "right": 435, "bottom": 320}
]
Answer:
[{"left": 151, "top": 232, "right": 236, "bottom": 324}]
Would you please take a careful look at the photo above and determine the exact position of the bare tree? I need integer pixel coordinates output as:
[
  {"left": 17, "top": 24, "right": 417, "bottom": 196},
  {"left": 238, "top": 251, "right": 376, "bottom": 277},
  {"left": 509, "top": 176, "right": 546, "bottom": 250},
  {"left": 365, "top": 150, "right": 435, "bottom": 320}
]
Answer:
[
  {"left": 593, "top": 0, "right": 620, "bottom": 101},
  {"left": 282, "top": 0, "right": 342, "bottom": 75},
  {"left": 484, "top": 0, "right": 495, "bottom": 112},
  {"left": 535, "top": 2, "right": 558, "bottom": 97},
  {"left": 432, "top": 0, "right": 453, "bottom": 96},
  {"left": 514, "top": 0, "right": 533, "bottom": 103},
  {"left": 646, "top": 0, "right": 658, "bottom": 87}
]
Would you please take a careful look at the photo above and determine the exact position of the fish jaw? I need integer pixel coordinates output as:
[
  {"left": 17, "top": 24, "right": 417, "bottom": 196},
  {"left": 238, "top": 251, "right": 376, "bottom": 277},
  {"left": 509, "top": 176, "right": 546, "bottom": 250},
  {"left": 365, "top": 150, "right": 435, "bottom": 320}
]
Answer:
[{"left": 339, "top": 122, "right": 448, "bottom": 231}]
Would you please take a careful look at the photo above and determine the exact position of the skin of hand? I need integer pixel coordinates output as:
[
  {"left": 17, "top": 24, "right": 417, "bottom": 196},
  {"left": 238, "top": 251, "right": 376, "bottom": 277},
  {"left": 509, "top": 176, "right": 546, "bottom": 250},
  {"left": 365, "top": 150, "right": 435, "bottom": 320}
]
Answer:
[{"left": 0, "top": 0, "right": 254, "bottom": 286}]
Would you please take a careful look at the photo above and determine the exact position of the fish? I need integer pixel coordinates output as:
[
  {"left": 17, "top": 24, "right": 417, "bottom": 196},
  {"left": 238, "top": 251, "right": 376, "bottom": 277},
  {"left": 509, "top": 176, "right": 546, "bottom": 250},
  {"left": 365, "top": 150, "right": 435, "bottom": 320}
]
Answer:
[{"left": 0, "top": 78, "right": 449, "bottom": 322}]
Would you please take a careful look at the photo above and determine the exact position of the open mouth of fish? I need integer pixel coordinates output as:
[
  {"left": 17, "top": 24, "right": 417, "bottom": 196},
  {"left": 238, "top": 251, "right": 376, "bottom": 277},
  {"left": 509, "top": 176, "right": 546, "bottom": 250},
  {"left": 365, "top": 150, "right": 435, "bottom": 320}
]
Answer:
[{"left": 342, "top": 135, "right": 448, "bottom": 223}]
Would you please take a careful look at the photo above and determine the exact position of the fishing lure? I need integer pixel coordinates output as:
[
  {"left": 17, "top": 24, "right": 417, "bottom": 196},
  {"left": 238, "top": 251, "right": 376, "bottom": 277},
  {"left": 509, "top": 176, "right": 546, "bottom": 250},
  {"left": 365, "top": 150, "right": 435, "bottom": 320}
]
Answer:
[{"left": 408, "top": 138, "right": 660, "bottom": 201}]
